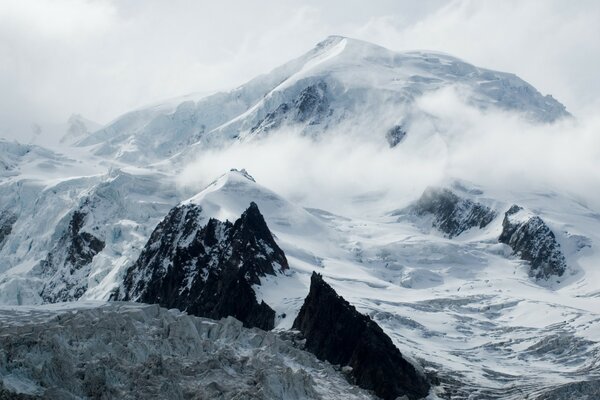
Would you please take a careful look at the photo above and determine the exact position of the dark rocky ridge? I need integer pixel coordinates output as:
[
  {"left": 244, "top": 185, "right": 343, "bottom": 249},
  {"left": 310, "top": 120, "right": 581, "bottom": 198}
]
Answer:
[
  {"left": 499, "top": 205, "right": 567, "bottom": 280},
  {"left": 39, "top": 210, "right": 105, "bottom": 302},
  {"left": 292, "top": 272, "right": 430, "bottom": 400},
  {"left": 0, "top": 211, "right": 17, "bottom": 250},
  {"left": 251, "top": 81, "right": 331, "bottom": 134},
  {"left": 403, "top": 187, "right": 497, "bottom": 238},
  {"left": 118, "top": 202, "right": 288, "bottom": 330}
]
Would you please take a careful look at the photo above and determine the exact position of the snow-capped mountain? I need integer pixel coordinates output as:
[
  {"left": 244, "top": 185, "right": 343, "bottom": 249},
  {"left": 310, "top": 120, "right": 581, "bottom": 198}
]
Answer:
[
  {"left": 0, "top": 36, "right": 598, "bottom": 399},
  {"left": 75, "top": 36, "right": 568, "bottom": 164},
  {"left": 118, "top": 201, "right": 289, "bottom": 330}
]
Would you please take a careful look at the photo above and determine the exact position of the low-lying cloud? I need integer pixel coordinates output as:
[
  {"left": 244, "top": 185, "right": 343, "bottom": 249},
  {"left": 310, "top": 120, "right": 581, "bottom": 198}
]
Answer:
[{"left": 179, "top": 87, "right": 600, "bottom": 216}]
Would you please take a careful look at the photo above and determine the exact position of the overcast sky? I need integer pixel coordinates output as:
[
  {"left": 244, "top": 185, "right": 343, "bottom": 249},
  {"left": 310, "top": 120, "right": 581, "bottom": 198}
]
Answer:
[{"left": 1, "top": 0, "right": 599, "bottom": 142}]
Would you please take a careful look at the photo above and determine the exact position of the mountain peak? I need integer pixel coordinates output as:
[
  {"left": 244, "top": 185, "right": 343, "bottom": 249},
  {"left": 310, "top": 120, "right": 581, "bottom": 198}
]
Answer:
[
  {"left": 229, "top": 168, "right": 256, "bottom": 182},
  {"left": 77, "top": 36, "right": 569, "bottom": 163}
]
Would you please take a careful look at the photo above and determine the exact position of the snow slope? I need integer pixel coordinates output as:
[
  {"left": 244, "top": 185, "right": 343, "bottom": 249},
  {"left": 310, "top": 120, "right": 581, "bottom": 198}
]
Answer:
[
  {"left": 0, "top": 36, "right": 597, "bottom": 399},
  {"left": 103, "top": 168, "right": 599, "bottom": 398},
  {"left": 75, "top": 36, "right": 569, "bottom": 164}
]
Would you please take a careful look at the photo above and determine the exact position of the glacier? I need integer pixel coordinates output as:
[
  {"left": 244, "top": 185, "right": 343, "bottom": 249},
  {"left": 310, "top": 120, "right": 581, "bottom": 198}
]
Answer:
[{"left": 0, "top": 36, "right": 598, "bottom": 399}]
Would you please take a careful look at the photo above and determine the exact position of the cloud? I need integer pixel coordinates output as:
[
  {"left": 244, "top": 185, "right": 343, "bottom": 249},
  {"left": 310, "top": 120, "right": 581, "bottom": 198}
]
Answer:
[
  {"left": 179, "top": 86, "right": 600, "bottom": 216},
  {"left": 355, "top": 0, "right": 600, "bottom": 116},
  {"left": 0, "top": 0, "right": 598, "bottom": 146}
]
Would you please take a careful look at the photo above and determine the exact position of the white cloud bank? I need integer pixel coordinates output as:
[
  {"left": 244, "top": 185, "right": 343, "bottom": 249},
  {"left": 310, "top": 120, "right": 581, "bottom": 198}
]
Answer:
[{"left": 179, "top": 86, "right": 600, "bottom": 216}]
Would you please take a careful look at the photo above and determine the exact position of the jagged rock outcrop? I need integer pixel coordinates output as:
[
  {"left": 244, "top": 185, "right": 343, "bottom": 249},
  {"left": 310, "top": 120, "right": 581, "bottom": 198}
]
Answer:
[
  {"left": 251, "top": 81, "right": 331, "bottom": 134},
  {"left": 403, "top": 187, "right": 496, "bottom": 238},
  {"left": 499, "top": 205, "right": 567, "bottom": 280},
  {"left": 292, "top": 272, "right": 430, "bottom": 400},
  {"left": 0, "top": 211, "right": 17, "bottom": 249},
  {"left": 386, "top": 125, "right": 407, "bottom": 147},
  {"left": 39, "top": 210, "right": 105, "bottom": 302},
  {"left": 118, "top": 202, "right": 288, "bottom": 330}
]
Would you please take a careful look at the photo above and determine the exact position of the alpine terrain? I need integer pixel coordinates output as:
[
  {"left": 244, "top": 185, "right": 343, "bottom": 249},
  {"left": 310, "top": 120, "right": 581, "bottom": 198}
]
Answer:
[{"left": 0, "top": 36, "right": 598, "bottom": 399}]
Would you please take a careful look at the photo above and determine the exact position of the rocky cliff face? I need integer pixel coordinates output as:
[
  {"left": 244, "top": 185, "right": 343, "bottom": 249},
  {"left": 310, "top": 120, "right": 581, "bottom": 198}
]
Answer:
[
  {"left": 118, "top": 202, "right": 288, "bottom": 330},
  {"left": 38, "top": 210, "right": 105, "bottom": 302},
  {"left": 292, "top": 272, "right": 430, "bottom": 400},
  {"left": 251, "top": 80, "right": 331, "bottom": 135},
  {"left": 0, "top": 211, "right": 17, "bottom": 250},
  {"left": 404, "top": 187, "right": 496, "bottom": 238},
  {"left": 499, "top": 205, "right": 567, "bottom": 280}
]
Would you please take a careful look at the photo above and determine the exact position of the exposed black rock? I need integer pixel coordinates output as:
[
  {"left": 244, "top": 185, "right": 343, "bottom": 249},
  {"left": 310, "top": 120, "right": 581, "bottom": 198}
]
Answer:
[
  {"left": 39, "top": 210, "right": 105, "bottom": 302},
  {"left": 386, "top": 125, "right": 407, "bottom": 147},
  {"left": 403, "top": 187, "right": 497, "bottom": 238},
  {"left": 499, "top": 205, "right": 567, "bottom": 280},
  {"left": 118, "top": 202, "right": 288, "bottom": 331},
  {"left": 251, "top": 81, "right": 331, "bottom": 133},
  {"left": 0, "top": 211, "right": 17, "bottom": 250},
  {"left": 292, "top": 272, "right": 430, "bottom": 400}
]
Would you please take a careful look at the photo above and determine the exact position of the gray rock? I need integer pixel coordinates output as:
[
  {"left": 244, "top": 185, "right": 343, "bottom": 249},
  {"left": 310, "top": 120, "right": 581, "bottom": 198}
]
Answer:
[
  {"left": 118, "top": 202, "right": 288, "bottom": 330},
  {"left": 499, "top": 205, "right": 567, "bottom": 280},
  {"left": 402, "top": 187, "right": 496, "bottom": 238}
]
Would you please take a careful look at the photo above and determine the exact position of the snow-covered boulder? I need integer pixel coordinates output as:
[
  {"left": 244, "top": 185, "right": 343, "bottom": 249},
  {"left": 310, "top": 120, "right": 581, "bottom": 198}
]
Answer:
[
  {"left": 499, "top": 205, "right": 567, "bottom": 280},
  {"left": 401, "top": 187, "right": 497, "bottom": 238}
]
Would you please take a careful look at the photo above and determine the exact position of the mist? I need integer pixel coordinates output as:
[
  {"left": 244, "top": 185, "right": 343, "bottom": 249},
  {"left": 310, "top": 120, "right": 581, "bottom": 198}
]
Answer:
[
  {"left": 2, "top": 1, "right": 599, "bottom": 144},
  {"left": 179, "top": 86, "right": 600, "bottom": 216}
]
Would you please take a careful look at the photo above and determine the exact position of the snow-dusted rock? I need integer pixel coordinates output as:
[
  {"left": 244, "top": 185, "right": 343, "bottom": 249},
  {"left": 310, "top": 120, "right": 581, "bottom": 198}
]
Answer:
[
  {"left": 499, "top": 205, "right": 567, "bottom": 280},
  {"left": 39, "top": 210, "right": 105, "bottom": 302},
  {"left": 118, "top": 201, "right": 288, "bottom": 330},
  {"left": 400, "top": 187, "right": 497, "bottom": 238},
  {"left": 0, "top": 211, "right": 17, "bottom": 250}
]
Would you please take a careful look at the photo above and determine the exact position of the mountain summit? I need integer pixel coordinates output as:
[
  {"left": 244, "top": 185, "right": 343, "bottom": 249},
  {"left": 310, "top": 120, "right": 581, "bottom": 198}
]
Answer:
[{"left": 76, "top": 36, "right": 568, "bottom": 164}]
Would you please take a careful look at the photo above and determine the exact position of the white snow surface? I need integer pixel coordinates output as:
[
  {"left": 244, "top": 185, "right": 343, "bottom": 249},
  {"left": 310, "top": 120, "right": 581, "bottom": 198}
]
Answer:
[{"left": 0, "top": 36, "right": 596, "bottom": 399}]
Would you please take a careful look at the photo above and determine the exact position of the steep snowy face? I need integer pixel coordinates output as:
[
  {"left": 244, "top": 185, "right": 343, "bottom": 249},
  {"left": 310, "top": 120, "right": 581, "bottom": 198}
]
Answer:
[
  {"left": 185, "top": 169, "right": 330, "bottom": 241},
  {"left": 0, "top": 211, "right": 17, "bottom": 250},
  {"left": 119, "top": 201, "right": 288, "bottom": 330},
  {"left": 499, "top": 205, "right": 567, "bottom": 281},
  {"left": 39, "top": 210, "right": 105, "bottom": 302},
  {"left": 76, "top": 36, "right": 568, "bottom": 164},
  {"left": 0, "top": 139, "right": 76, "bottom": 178},
  {"left": 398, "top": 187, "right": 497, "bottom": 238},
  {"left": 0, "top": 168, "right": 181, "bottom": 305}
]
